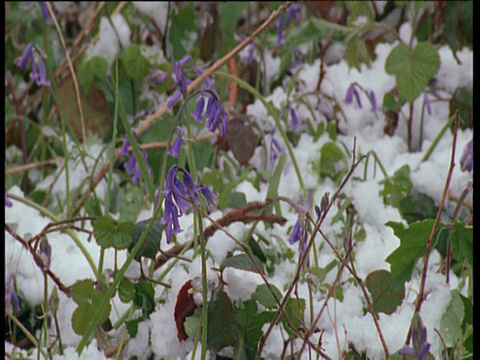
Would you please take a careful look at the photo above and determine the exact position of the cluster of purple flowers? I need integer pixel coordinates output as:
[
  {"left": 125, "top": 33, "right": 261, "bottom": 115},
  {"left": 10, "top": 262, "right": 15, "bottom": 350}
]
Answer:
[
  {"left": 277, "top": 4, "right": 302, "bottom": 47},
  {"left": 15, "top": 43, "right": 51, "bottom": 87},
  {"left": 119, "top": 133, "right": 153, "bottom": 184},
  {"left": 191, "top": 90, "right": 229, "bottom": 137},
  {"left": 161, "top": 165, "right": 217, "bottom": 243},
  {"left": 398, "top": 313, "right": 431, "bottom": 360},
  {"left": 288, "top": 189, "right": 312, "bottom": 251},
  {"left": 345, "top": 83, "right": 378, "bottom": 113}
]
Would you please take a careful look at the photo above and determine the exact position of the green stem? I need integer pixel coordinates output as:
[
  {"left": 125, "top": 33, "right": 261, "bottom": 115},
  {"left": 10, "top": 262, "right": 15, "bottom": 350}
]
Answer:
[
  {"left": 422, "top": 114, "right": 456, "bottom": 162},
  {"left": 215, "top": 70, "right": 305, "bottom": 190}
]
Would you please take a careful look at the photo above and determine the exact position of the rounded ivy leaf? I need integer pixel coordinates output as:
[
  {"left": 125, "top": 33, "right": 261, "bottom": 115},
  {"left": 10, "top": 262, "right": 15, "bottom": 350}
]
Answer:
[
  {"left": 71, "top": 279, "right": 94, "bottom": 305},
  {"left": 93, "top": 216, "right": 117, "bottom": 248},
  {"left": 72, "top": 302, "right": 94, "bottom": 335},
  {"left": 113, "top": 221, "right": 134, "bottom": 250},
  {"left": 118, "top": 279, "right": 135, "bottom": 303}
]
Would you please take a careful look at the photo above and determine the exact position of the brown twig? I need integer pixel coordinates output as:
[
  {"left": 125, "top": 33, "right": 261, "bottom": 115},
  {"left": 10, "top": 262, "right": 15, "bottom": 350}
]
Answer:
[
  {"left": 5, "top": 159, "right": 59, "bottom": 175},
  {"left": 404, "top": 110, "right": 459, "bottom": 348}
]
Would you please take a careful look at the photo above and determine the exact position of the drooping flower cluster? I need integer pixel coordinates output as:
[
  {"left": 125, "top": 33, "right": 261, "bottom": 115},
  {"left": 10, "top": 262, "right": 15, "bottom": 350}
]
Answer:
[
  {"left": 119, "top": 132, "right": 153, "bottom": 184},
  {"left": 191, "top": 90, "right": 229, "bottom": 137},
  {"left": 345, "top": 83, "right": 378, "bottom": 113},
  {"left": 398, "top": 313, "right": 431, "bottom": 360},
  {"left": 168, "top": 56, "right": 193, "bottom": 108},
  {"left": 15, "top": 43, "right": 51, "bottom": 87},
  {"left": 277, "top": 4, "right": 302, "bottom": 47},
  {"left": 161, "top": 165, "right": 218, "bottom": 244}
]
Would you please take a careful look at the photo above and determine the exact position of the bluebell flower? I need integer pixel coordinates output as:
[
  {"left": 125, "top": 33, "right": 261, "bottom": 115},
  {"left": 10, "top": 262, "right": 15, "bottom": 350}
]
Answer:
[
  {"left": 168, "top": 56, "right": 193, "bottom": 109},
  {"left": 201, "top": 91, "right": 229, "bottom": 136},
  {"left": 369, "top": 90, "right": 378, "bottom": 113},
  {"left": 168, "top": 90, "right": 182, "bottom": 109},
  {"left": 289, "top": 218, "right": 302, "bottom": 245},
  {"left": 398, "top": 314, "right": 431, "bottom": 360},
  {"left": 5, "top": 194, "right": 13, "bottom": 208},
  {"left": 167, "top": 127, "right": 184, "bottom": 159},
  {"left": 345, "top": 83, "right": 362, "bottom": 108},
  {"left": 36, "top": 58, "right": 51, "bottom": 86},
  {"left": 198, "top": 185, "right": 218, "bottom": 208},
  {"left": 423, "top": 91, "right": 432, "bottom": 116},
  {"left": 161, "top": 165, "right": 218, "bottom": 243},
  {"left": 460, "top": 139, "right": 473, "bottom": 172},
  {"left": 39, "top": 2, "right": 50, "bottom": 22},
  {"left": 288, "top": 189, "right": 312, "bottom": 265},
  {"left": 120, "top": 133, "right": 152, "bottom": 184},
  {"left": 150, "top": 70, "right": 170, "bottom": 86},
  {"left": 38, "top": 237, "right": 52, "bottom": 269},
  {"left": 290, "top": 107, "right": 300, "bottom": 130},
  {"left": 276, "top": 13, "right": 285, "bottom": 47},
  {"left": 285, "top": 4, "right": 302, "bottom": 27},
  {"left": 162, "top": 193, "right": 183, "bottom": 244},
  {"left": 191, "top": 97, "right": 205, "bottom": 124},
  {"left": 15, "top": 43, "right": 34, "bottom": 70}
]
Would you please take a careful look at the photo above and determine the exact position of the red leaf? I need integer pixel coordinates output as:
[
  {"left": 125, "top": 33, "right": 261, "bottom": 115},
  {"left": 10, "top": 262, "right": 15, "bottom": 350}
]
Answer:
[{"left": 174, "top": 280, "right": 197, "bottom": 341}]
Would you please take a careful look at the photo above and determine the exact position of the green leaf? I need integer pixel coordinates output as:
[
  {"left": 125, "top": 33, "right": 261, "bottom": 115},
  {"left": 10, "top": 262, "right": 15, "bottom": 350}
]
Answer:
[
  {"left": 385, "top": 42, "right": 440, "bottom": 102},
  {"left": 386, "top": 219, "right": 436, "bottom": 292},
  {"left": 192, "top": 139, "right": 214, "bottom": 172},
  {"left": 251, "top": 284, "right": 282, "bottom": 310},
  {"left": 184, "top": 306, "right": 202, "bottom": 339},
  {"left": 227, "top": 191, "right": 247, "bottom": 209},
  {"left": 72, "top": 303, "right": 94, "bottom": 335},
  {"left": 281, "top": 297, "right": 305, "bottom": 336},
  {"left": 220, "top": 253, "right": 265, "bottom": 274},
  {"left": 319, "top": 142, "right": 345, "bottom": 177},
  {"left": 113, "top": 221, "right": 134, "bottom": 250},
  {"left": 440, "top": 290, "right": 464, "bottom": 346},
  {"left": 77, "top": 56, "right": 108, "bottom": 91},
  {"left": 450, "top": 220, "right": 473, "bottom": 267},
  {"left": 412, "top": 42, "right": 441, "bottom": 79},
  {"left": 93, "top": 216, "right": 117, "bottom": 248},
  {"left": 134, "top": 280, "right": 155, "bottom": 318},
  {"left": 365, "top": 270, "right": 405, "bottom": 315},
  {"left": 118, "top": 279, "right": 136, "bottom": 303},
  {"left": 207, "top": 288, "right": 238, "bottom": 352},
  {"left": 120, "top": 44, "right": 150, "bottom": 80},
  {"left": 129, "top": 217, "right": 162, "bottom": 260},
  {"left": 91, "top": 291, "right": 112, "bottom": 324},
  {"left": 71, "top": 279, "right": 94, "bottom": 305},
  {"left": 218, "top": 3, "right": 249, "bottom": 56},
  {"left": 248, "top": 237, "right": 267, "bottom": 263},
  {"left": 396, "top": 64, "right": 428, "bottom": 102},
  {"left": 235, "top": 299, "right": 274, "bottom": 348},
  {"left": 380, "top": 164, "right": 412, "bottom": 209},
  {"left": 125, "top": 317, "right": 143, "bottom": 338},
  {"left": 385, "top": 44, "right": 411, "bottom": 75},
  {"left": 168, "top": 3, "right": 196, "bottom": 60}
]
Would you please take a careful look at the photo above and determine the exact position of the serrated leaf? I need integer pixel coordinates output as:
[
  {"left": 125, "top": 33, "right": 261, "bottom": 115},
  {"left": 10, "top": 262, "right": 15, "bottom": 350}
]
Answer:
[
  {"left": 71, "top": 279, "right": 94, "bottom": 305},
  {"left": 129, "top": 218, "right": 162, "bottom": 260},
  {"left": 207, "top": 288, "right": 238, "bottom": 352},
  {"left": 450, "top": 220, "right": 473, "bottom": 267},
  {"left": 220, "top": 253, "right": 265, "bottom": 274},
  {"left": 440, "top": 290, "right": 464, "bottom": 346},
  {"left": 72, "top": 303, "right": 94, "bottom": 335},
  {"left": 227, "top": 118, "right": 257, "bottom": 165},
  {"left": 113, "top": 221, "right": 134, "bottom": 250},
  {"left": 365, "top": 270, "right": 405, "bottom": 315},
  {"left": 118, "top": 279, "right": 135, "bottom": 303},
  {"left": 251, "top": 284, "right": 282, "bottom": 310},
  {"left": 120, "top": 44, "right": 150, "bottom": 80},
  {"left": 235, "top": 299, "right": 274, "bottom": 348},
  {"left": 386, "top": 220, "right": 436, "bottom": 292},
  {"left": 93, "top": 216, "right": 117, "bottom": 248}
]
